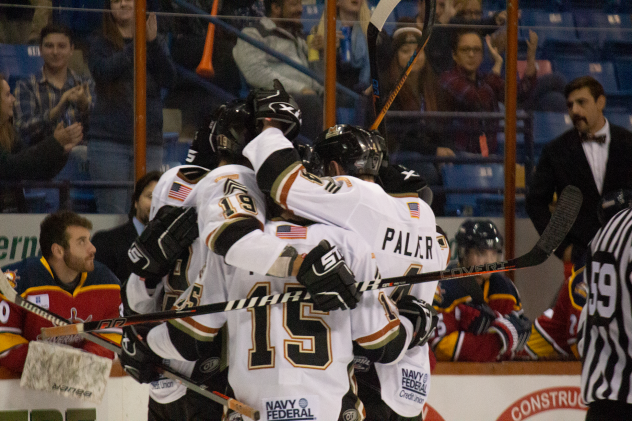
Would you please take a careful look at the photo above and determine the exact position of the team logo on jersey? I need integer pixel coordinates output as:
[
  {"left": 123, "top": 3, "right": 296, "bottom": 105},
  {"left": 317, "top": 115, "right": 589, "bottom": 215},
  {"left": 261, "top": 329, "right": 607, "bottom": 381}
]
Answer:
[
  {"left": 199, "top": 357, "right": 220, "bottom": 374},
  {"left": 352, "top": 356, "right": 371, "bottom": 373},
  {"left": 68, "top": 307, "right": 92, "bottom": 324},
  {"left": 227, "top": 412, "right": 243, "bottom": 421},
  {"left": 407, "top": 202, "right": 420, "bottom": 219},
  {"left": 342, "top": 409, "right": 358, "bottom": 421},
  {"left": 3, "top": 271, "right": 18, "bottom": 288},
  {"left": 437, "top": 235, "right": 448, "bottom": 250},
  {"left": 263, "top": 396, "right": 319, "bottom": 421}
]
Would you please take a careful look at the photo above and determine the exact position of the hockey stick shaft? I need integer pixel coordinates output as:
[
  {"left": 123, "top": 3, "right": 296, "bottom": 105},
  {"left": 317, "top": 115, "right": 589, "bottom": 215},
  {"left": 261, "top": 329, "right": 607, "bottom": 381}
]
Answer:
[
  {"left": 369, "top": 0, "right": 436, "bottom": 131},
  {"left": 41, "top": 186, "right": 582, "bottom": 338},
  {"left": 0, "top": 273, "right": 260, "bottom": 421}
]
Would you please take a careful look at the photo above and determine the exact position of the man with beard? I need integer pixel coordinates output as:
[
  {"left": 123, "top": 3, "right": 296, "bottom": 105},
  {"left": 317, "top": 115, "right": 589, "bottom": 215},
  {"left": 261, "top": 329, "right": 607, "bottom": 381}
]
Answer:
[
  {"left": 232, "top": 0, "right": 323, "bottom": 139},
  {"left": 526, "top": 76, "right": 632, "bottom": 280},
  {"left": 0, "top": 211, "right": 122, "bottom": 373},
  {"left": 92, "top": 171, "right": 162, "bottom": 283}
]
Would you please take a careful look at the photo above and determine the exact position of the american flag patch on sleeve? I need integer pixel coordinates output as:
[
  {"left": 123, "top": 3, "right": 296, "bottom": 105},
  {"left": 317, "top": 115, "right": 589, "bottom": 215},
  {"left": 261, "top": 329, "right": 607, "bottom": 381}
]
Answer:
[
  {"left": 407, "top": 202, "right": 420, "bottom": 218},
  {"left": 168, "top": 182, "right": 192, "bottom": 201},
  {"left": 276, "top": 225, "right": 308, "bottom": 239}
]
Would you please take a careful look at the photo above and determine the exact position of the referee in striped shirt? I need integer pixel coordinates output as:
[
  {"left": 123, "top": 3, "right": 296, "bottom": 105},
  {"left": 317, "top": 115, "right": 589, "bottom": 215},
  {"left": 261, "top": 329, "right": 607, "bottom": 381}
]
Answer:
[{"left": 580, "top": 189, "right": 632, "bottom": 420}]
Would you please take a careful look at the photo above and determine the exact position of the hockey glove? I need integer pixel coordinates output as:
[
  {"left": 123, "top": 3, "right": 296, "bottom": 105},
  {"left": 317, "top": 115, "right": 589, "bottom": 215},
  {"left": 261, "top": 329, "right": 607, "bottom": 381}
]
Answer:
[
  {"left": 456, "top": 302, "right": 497, "bottom": 335},
  {"left": 128, "top": 206, "right": 199, "bottom": 278},
  {"left": 120, "top": 325, "right": 163, "bottom": 384},
  {"left": 489, "top": 312, "right": 532, "bottom": 358},
  {"left": 249, "top": 79, "right": 302, "bottom": 140},
  {"left": 297, "top": 240, "right": 360, "bottom": 312},
  {"left": 397, "top": 295, "right": 438, "bottom": 348}
]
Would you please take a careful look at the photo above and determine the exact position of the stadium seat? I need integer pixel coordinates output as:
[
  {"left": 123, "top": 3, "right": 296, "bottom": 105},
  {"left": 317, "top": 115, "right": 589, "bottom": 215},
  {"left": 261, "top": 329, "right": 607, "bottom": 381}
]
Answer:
[
  {"left": 552, "top": 60, "right": 619, "bottom": 94},
  {"left": 615, "top": 61, "right": 632, "bottom": 92},
  {"left": 605, "top": 112, "right": 632, "bottom": 131},
  {"left": 162, "top": 132, "right": 191, "bottom": 166},
  {"left": 532, "top": 112, "right": 574, "bottom": 160},
  {"left": 0, "top": 44, "right": 44, "bottom": 92},
  {"left": 517, "top": 59, "right": 552, "bottom": 79},
  {"left": 394, "top": 1, "right": 419, "bottom": 20},
  {"left": 302, "top": 4, "right": 323, "bottom": 35},
  {"left": 574, "top": 11, "right": 632, "bottom": 60},
  {"left": 519, "top": 10, "right": 588, "bottom": 59}
]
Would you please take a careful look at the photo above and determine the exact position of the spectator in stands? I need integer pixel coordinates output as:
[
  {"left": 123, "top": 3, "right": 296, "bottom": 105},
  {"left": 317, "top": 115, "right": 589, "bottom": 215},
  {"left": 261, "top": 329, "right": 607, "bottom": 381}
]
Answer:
[
  {"left": 526, "top": 76, "right": 632, "bottom": 279},
  {"left": 92, "top": 171, "right": 161, "bottom": 283},
  {"left": 424, "top": 0, "right": 507, "bottom": 74},
  {"left": 87, "top": 0, "right": 176, "bottom": 214},
  {"left": 0, "top": 211, "right": 121, "bottom": 374},
  {"left": 13, "top": 24, "right": 94, "bottom": 147},
  {"left": 430, "top": 220, "right": 531, "bottom": 362},
  {"left": 311, "top": 0, "right": 371, "bottom": 95},
  {"left": 439, "top": 29, "right": 537, "bottom": 155},
  {"left": 233, "top": 0, "right": 323, "bottom": 139},
  {"left": 0, "top": 74, "right": 83, "bottom": 211}
]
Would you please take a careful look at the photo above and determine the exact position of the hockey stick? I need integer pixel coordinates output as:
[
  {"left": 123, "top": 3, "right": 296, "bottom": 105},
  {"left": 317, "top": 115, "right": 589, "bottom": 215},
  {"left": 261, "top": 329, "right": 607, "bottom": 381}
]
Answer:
[
  {"left": 41, "top": 185, "right": 582, "bottom": 338},
  {"left": 0, "top": 272, "right": 260, "bottom": 421},
  {"left": 368, "top": 0, "right": 435, "bottom": 132}
]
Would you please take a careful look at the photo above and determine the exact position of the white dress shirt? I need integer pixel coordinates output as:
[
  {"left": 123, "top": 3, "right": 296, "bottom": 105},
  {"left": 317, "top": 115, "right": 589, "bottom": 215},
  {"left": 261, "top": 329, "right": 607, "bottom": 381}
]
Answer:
[{"left": 581, "top": 119, "right": 610, "bottom": 194}]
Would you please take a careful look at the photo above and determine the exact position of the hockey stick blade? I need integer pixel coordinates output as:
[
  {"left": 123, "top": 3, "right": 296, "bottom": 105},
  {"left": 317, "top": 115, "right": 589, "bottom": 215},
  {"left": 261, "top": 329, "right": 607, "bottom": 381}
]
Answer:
[
  {"left": 0, "top": 272, "right": 260, "bottom": 420},
  {"left": 41, "top": 186, "right": 581, "bottom": 337}
]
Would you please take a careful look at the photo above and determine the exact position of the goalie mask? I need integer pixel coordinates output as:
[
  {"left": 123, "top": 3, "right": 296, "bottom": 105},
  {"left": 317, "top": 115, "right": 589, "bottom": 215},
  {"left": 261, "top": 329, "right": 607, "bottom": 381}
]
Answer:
[
  {"left": 313, "top": 125, "right": 385, "bottom": 177},
  {"left": 186, "top": 100, "right": 256, "bottom": 168},
  {"left": 455, "top": 220, "right": 503, "bottom": 265}
]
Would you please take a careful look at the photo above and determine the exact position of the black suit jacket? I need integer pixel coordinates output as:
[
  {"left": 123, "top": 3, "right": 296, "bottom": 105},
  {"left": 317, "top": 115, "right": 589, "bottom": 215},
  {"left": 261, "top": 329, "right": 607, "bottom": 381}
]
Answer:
[
  {"left": 92, "top": 219, "right": 139, "bottom": 283},
  {"left": 526, "top": 124, "right": 632, "bottom": 260}
]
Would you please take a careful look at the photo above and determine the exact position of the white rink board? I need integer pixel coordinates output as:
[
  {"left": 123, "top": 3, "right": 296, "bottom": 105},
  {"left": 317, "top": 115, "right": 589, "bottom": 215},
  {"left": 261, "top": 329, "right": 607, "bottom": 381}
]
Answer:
[
  {"left": 426, "top": 375, "right": 585, "bottom": 421},
  {"left": 0, "top": 376, "right": 149, "bottom": 420}
]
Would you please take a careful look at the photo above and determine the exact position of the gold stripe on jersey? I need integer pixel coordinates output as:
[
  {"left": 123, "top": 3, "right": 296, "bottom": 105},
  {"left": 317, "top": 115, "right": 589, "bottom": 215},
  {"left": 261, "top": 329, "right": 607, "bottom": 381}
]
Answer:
[
  {"left": 568, "top": 267, "right": 586, "bottom": 311},
  {"left": 168, "top": 317, "right": 221, "bottom": 342},
  {"left": 436, "top": 296, "right": 471, "bottom": 313},
  {"left": 270, "top": 162, "right": 302, "bottom": 209},
  {"left": 205, "top": 216, "right": 264, "bottom": 252},
  {"left": 525, "top": 319, "right": 568, "bottom": 359},
  {"left": 355, "top": 319, "right": 401, "bottom": 350},
  {"left": 0, "top": 332, "right": 28, "bottom": 354},
  {"left": 433, "top": 331, "right": 461, "bottom": 361}
]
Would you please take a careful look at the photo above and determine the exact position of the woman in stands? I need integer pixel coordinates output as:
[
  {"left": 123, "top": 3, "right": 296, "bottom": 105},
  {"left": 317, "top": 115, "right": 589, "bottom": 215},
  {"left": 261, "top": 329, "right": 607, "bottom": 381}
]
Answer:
[
  {"left": 0, "top": 74, "right": 83, "bottom": 211},
  {"left": 87, "top": 0, "right": 176, "bottom": 214}
]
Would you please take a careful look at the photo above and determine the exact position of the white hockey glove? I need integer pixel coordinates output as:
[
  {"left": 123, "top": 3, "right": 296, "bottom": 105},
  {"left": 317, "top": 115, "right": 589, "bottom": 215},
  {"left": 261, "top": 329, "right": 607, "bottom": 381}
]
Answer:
[
  {"left": 397, "top": 295, "right": 438, "bottom": 348},
  {"left": 296, "top": 240, "right": 361, "bottom": 312}
]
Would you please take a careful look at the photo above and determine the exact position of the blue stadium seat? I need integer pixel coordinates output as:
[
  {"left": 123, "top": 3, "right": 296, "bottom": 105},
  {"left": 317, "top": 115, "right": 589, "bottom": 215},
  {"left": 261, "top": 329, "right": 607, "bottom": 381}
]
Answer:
[
  {"left": 52, "top": 0, "right": 105, "bottom": 39},
  {"left": 615, "top": 61, "right": 632, "bottom": 92},
  {"left": 394, "top": 1, "right": 419, "bottom": 20},
  {"left": 162, "top": 132, "right": 192, "bottom": 166},
  {"left": 302, "top": 4, "right": 323, "bottom": 35},
  {"left": 605, "top": 112, "right": 632, "bottom": 131},
  {"left": 552, "top": 60, "right": 619, "bottom": 93},
  {"left": 574, "top": 11, "right": 632, "bottom": 59},
  {"left": 0, "top": 44, "right": 43, "bottom": 92},
  {"left": 532, "top": 112, "right": 574, "bottom": 160},
  {"left": 520, "top": 10, "right": 588, "bottom": 59}
]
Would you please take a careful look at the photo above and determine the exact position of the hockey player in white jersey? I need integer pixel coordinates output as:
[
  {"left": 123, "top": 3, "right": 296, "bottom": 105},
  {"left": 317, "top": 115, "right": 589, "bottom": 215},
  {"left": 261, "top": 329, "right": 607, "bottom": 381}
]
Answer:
[
  {"left": 120, "top": 99, "right": 363, "bottom": 419},
  {"left": 147, "top": 216, "right": 436, "bottom": 421},
  {"left": 240, "top": 81, "right": 450, "bottom": 420}
]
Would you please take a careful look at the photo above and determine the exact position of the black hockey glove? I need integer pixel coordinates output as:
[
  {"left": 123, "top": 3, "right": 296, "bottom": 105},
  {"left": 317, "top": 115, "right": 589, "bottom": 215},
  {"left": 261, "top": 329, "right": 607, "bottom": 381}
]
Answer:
[
  {"left": 379, "top": 164, "right": 432, "bottom": 204},
  {"left": 249, "top": 79, "right": 302, "bottom": 140},
  {"left": 489, "top": 312, "right": 532, "bottom": 358},
  {"left": 456, "top": 302, "right": 497, "bottom": 335},
  {"left": 128, "top": 206, "right": 199, "bottom": 278},
  {"left": 296, "top": 240, "right": 361, "bottom": 312},
  {"left": 396, "top": 295, "right": 438, "bottom": 349},
  {"left": 120, "top": 325, "right": 163, "bottom": 384}
]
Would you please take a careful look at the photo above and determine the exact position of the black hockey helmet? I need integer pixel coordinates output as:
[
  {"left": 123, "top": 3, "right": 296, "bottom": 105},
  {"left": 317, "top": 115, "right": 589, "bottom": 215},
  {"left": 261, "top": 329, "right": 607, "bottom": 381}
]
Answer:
[
  {"left": 455, "top": 219, "right": 503, "bottom": 264},
  {"left": 313, "top": 124, "right": 385, "bottom": 177},
  {"left": 186, "top": 99, "right": 256, "bottom": 168},
  {"left": 599, "top": 189, "right": 632, "bottom": 226}
]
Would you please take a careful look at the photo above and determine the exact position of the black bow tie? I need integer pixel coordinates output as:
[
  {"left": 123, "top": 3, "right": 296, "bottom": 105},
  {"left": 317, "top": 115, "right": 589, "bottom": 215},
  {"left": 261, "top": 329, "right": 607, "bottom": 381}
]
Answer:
[{"left": 581, "top": 132, "right": 607, "bottom": 144}]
